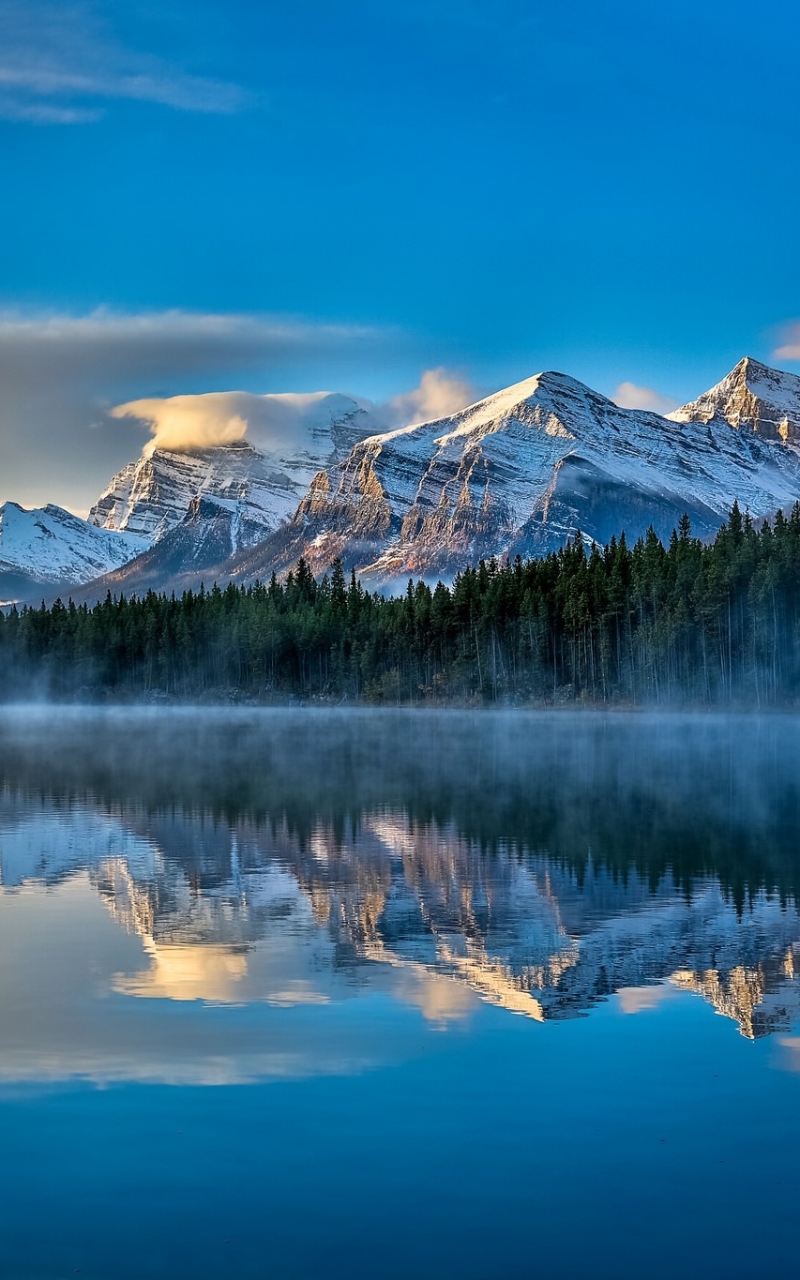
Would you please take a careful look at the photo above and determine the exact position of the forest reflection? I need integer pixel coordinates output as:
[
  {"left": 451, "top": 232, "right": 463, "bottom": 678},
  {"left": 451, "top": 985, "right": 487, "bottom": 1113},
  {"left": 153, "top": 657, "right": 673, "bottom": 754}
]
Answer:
[{"left": 2, "top": 708, "right": 800, "bottom": 1041}]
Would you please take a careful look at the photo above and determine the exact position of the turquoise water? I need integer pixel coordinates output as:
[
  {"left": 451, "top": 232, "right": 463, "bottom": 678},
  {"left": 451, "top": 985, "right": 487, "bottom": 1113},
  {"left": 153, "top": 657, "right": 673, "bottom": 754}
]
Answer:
[{"left": 1, "top": 709, "right": 799, "bottom": 1279}]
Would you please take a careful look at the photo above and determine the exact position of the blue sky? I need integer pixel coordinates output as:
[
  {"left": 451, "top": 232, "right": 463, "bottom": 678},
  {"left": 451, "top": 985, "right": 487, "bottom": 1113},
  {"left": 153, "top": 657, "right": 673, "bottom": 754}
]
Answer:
[{"left": 1, "top": 0, "right": 799, "bottom": 510}]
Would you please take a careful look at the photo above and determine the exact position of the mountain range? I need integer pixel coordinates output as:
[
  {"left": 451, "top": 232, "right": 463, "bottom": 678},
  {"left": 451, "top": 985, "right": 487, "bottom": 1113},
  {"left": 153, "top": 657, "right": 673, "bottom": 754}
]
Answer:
[{"left": 3, "top": 356, "right": 800, "bottom": 603}]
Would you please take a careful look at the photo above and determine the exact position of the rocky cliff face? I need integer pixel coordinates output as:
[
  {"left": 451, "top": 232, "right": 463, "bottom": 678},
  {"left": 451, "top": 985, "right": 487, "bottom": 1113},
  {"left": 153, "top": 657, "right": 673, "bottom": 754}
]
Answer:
[
  {"left": 77, "top": 496, "right": 260, "bottom": 600},
  {"left": 88, "top": 394, "right": 379, "bottom": 546},
  {"left": 669, "top": 356, "right": 800, "bottom": 442},
  {"left": 227, "top": 366, "right": 800, "bottom": 589},
  {"left": 89, "top": 441, "right": 303, "bottom": 545}
]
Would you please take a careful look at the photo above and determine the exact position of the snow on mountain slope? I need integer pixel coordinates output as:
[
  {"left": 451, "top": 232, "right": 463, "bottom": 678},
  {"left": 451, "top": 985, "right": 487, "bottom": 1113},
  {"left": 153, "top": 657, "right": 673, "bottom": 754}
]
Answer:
[
  {"left": 669, "top": 356, "right": 800, "bottom": 441},
  {"left": 226, "top": 366, "right": 800, "bottom": 588},
  {"left": 0, "top": 502, "right": 149, "bottom": 597},
  {"left": 71, "top": 496, "right": 260, "bottom": 602},
  {"left": 89, "top": 442, "right": 283, "bottom": 544},
  {"left": 89, "top": 392, "right": 380, "bottom": 544}
]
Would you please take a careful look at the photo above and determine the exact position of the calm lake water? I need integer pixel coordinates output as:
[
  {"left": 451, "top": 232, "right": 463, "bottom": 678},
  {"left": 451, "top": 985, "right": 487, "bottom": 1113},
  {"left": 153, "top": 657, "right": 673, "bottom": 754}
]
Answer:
[{"left": 1, "top": 708, "right": 800, "bottom": 1279}]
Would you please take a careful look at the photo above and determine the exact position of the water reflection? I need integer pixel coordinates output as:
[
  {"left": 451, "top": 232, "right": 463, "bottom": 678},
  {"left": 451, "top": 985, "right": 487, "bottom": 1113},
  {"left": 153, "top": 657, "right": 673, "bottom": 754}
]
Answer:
[{"left": 2, "top": 708, "right": 800, "bottom": 1087}]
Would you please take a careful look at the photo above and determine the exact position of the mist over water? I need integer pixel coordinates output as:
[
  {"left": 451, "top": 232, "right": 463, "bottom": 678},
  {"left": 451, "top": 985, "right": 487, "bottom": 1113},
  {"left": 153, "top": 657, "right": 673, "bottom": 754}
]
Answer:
[
  {"left": 3, "top": 706, "right": 799, "bottom": 892},
  {"left": 2, "top": 708, "right": 800, "bottom": 1278}
]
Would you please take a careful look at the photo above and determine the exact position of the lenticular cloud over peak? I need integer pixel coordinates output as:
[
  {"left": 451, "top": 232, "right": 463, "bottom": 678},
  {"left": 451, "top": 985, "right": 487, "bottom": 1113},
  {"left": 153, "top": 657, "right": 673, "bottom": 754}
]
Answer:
[
  {"left": 112, "top": 393, "right": 251, "bottom": 454},
  {"left": 111, "top": 390, "right": 380, "bottom": 456}
]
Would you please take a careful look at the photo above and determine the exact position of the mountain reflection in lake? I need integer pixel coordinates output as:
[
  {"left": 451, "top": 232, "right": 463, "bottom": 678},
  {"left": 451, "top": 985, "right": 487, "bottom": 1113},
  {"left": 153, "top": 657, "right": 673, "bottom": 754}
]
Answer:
[{"left": 2, "top": 709, "right": 800, "bottom": 1279}]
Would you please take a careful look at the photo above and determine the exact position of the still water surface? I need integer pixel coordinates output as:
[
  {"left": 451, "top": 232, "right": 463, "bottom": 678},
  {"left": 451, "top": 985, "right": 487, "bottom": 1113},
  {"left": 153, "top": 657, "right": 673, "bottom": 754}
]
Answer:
[{"left": 1, "top": 709, "right": 800, "bottom": 1278}]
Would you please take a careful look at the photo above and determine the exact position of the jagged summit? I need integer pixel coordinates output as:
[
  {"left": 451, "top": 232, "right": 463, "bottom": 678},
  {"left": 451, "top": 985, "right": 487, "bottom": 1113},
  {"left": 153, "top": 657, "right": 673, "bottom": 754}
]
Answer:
[
  {"left": 88, "top": 441, "right": 282, "bottom": 544},
  {"left": 669, "top": 356, "right": 800, "bottom": 441}
]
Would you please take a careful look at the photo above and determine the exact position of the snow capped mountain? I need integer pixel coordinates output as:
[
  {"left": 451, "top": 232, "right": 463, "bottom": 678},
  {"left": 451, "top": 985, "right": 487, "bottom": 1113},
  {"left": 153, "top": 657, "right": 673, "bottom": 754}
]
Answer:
[
  {"left": 89, "top": 392, "right": 380, "bottom": 545},
  {"left": 669, "top": 356, "right": 800, "bottom": 441},
  {"left": 226, "top": 365, "right": 800, "bottom": 588},
  {"left": 15, "top": 359, "right": 800, "bottom": 603},
  {"left": 0, "top": 502, "right": 148, "bottom": 601}
]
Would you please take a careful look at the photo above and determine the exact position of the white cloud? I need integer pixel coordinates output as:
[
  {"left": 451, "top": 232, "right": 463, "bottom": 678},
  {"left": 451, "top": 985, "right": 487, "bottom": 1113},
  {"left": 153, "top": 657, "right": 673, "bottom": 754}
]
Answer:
[
  {"left": 773, "top": 321, "right": 800, "bottom": 363},
  {"left": 617, "top": 983, "right": 677, "bottom": 1014},
  {"left": 612, "top": 381, "right": 680, "bottom": 415},
  {"left": 0, "top": 307, "right": 369, "bottom": 371},
  {"left": 384, "top": 366, "right": 479, "bottom": 426},
  {"left": 113, "top": 394, "right": 250, "bottom": 452},
  {"left": 0, "top": 96, "right": 101, "bottom": 123},
  {"left": 0, "top": 309, "right": 474, "bottom": 512},
  {"left": 111, "top": 389, "right": 379, "bottom": 454},
  {"left": 0, "top": 0, "right": 248, "bottom": 123}
]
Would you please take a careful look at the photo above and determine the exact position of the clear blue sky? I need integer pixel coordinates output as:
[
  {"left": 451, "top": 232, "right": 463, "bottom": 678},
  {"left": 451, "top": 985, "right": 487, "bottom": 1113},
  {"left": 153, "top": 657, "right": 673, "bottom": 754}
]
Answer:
[{"left": 1, "top": 0, "right": 799, "bottom": 511}]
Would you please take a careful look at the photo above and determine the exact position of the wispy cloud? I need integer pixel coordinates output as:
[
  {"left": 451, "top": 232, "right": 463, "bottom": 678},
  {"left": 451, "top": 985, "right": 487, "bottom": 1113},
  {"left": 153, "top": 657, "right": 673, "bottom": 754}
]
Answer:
[
  {"left": 612, "top": 380, "right": 679, "bottom": 415},
  {"left": 773, "top": 321, "right": 800, "bottom": 363},
  {"left": 0, "top": 306, "right": 473, "bottom": 512},
  {"left": 0, "top": 307, "right": 375, "bottom": 375},
  {"left": 0, "top": 1, "right": 248, "bottom": 123},
  {"left": 110, "top": 390, "right": 370, "bottom": 455}
]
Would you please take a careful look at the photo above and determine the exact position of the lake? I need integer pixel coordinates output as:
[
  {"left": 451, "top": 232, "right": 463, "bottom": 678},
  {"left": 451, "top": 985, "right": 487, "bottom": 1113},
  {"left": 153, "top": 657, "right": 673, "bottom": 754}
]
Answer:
[{"left": 1, "top": 708, "right": 799, "bottom": 1279}]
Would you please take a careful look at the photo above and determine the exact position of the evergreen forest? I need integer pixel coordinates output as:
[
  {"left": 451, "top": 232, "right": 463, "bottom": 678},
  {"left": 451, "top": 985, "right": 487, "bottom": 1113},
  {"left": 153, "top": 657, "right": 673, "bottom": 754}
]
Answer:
[{"left": 4, "top": 502, "right": 800, "bottom": 706}]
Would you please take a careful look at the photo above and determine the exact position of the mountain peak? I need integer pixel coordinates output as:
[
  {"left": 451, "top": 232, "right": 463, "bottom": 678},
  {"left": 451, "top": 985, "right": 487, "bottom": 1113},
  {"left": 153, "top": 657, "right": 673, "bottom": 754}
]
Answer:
[
  {"left": 392, "top": 369, "right": 616, "bottom": 444},
  {"left": 726, "top": 355, "right": 795, "bottom": 389},
  {"left": 234, "top": 357, "right": 800, "bottom": 592},
  {"left": 0, "top": 501, "right": 148, "bottom": 598},
  {"left": 732, "top": 355, "right": 768, "bottom": 376},
  {"left": 669, "top": 358, "right": 800, "bottom": 441}
]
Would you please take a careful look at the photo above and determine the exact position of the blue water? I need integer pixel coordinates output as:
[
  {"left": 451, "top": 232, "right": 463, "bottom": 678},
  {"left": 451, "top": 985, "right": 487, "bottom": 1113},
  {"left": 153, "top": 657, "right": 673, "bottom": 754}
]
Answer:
[{"left": 1, "top": 709, "right": 799, "bottom": 1279}]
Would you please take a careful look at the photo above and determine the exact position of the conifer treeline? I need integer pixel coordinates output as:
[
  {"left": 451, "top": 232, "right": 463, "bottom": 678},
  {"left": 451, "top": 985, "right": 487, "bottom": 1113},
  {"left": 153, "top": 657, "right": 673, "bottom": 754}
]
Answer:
[{"left": 4, "top": 501, "right": 800, "bottom": 705}]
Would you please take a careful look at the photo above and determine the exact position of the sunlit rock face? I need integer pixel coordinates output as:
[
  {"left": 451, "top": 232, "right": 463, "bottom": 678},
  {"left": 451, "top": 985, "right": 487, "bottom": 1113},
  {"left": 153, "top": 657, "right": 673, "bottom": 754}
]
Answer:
[
  {"left": 81, "top": 495, "right": 270, "bottom": 598},
  {"left": 227, "top": 366, "right": 800, "bottom": 590},
  {"left": 669, "top": 357, "right": 800, "bottom": 444},
  {"left": 89, "top": 395, "right": 379, "bottom": 547},
  {"left": 69, "top": 396, "right": 380, "bottom": 601},
  {"left": 19, "top": 361, "right": 800, "bottom": 602},
  {"left": 89, "top": 443, "right": 282, "bottom": 545}
]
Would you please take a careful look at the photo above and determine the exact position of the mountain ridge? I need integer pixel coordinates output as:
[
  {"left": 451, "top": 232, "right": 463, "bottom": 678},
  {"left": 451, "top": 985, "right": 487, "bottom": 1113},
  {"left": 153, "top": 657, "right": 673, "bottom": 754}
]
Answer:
[
  {"left": 0, "top": 501, "right": 149, "bottom": 603},
  {"left": 1, "top": 392, "right": 382, "bottom": 602},
  {"left": 9, "top": 357, "right": 800, "bottom": 604},
  {"left": 89, "top": 392, "right": 381, "bottom": 542},
  {"left": 220, "top": 363, "right": 800, "bottom": 590}
]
